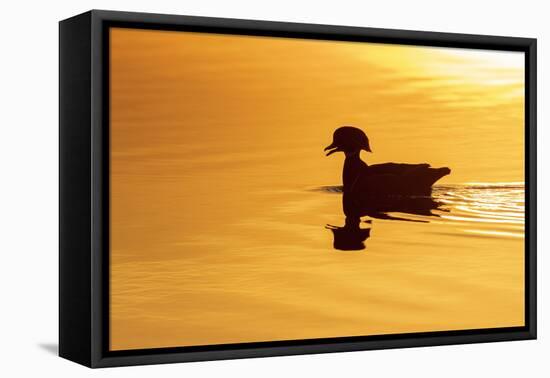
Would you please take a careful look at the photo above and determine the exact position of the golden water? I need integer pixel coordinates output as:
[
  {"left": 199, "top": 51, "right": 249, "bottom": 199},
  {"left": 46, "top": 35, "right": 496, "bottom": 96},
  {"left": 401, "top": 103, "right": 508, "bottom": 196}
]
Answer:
[
  {"left": 110, "top": 171, "right": 525, "bottom": 350},
  {"left": 109, "top": 28, "right": 525, "bottom": 350}
]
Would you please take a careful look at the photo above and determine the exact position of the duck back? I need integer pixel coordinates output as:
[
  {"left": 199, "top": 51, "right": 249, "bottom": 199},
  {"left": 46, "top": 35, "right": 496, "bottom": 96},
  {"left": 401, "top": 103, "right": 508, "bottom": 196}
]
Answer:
[{"left": 346, "top": 161, "right": 450, "bottom": 197}]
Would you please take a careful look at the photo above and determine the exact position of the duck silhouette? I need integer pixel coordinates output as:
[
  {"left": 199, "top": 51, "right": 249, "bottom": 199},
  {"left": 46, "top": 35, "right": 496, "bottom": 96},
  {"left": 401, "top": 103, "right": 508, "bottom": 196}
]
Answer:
[{"left": 325, "top": 126, "right": 451, "bottom": 197}]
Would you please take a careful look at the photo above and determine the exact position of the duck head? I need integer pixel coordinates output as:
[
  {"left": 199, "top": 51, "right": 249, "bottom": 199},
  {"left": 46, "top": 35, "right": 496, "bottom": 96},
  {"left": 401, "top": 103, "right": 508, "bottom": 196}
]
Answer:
[{"left": 324, "top": 126, "right": 372, "bottom": 156}]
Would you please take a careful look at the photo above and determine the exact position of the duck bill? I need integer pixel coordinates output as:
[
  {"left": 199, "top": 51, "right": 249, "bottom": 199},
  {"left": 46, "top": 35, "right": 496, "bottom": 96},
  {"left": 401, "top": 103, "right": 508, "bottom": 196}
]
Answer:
[
  {"left": 363, "top": 141, "right": 372, "bottom": 153},
  {"left": 324, "top": 143, "right": 340, "bottom": 156}
]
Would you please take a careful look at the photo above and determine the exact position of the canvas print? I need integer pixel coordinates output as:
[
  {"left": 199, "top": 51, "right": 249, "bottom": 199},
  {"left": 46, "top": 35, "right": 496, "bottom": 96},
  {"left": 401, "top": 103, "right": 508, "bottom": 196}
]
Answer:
[{"left": 109, "top": 28, "right": 525, "bottom": 351}]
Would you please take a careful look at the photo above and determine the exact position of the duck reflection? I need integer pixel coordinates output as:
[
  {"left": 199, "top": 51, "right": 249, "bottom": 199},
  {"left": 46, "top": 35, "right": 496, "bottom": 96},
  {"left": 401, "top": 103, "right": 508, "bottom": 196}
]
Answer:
[
  {"left": 342, "top": 192, "right": 444, "bottom": 221},
  {"left": 327, "top": 194, "right": 445, "bottom": 251}
]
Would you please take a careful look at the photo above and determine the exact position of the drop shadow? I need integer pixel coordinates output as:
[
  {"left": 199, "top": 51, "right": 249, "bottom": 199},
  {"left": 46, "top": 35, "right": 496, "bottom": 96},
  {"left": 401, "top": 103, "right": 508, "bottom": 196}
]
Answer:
[{"left": 37, "top": 343, "right": 58, "bottom": 355}]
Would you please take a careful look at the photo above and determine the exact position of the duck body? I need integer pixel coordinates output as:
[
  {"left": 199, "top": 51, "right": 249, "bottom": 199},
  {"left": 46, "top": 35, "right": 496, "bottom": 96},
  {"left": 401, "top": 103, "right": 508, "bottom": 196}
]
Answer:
[{"left": 343, "top": 153, "right": 450, "bottom": 197}]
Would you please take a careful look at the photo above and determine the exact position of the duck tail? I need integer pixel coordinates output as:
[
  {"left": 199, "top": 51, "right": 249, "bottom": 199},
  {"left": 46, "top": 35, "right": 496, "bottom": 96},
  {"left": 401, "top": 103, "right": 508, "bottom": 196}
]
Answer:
[{"left": 425, "top": 167, "right": 451, "bottom": 187}]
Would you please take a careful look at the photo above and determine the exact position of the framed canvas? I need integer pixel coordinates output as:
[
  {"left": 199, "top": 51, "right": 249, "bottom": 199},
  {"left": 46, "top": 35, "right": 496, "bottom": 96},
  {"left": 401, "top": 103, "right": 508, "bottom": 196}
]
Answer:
[{"left": 59, "top": 10, "right": 537, "bottom": 368}]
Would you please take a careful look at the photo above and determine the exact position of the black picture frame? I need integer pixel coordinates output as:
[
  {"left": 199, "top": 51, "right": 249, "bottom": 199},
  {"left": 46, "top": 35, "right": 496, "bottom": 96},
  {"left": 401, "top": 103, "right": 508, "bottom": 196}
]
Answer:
[{"left": 59, "top": 9, "right": 537, "bottom": 368}]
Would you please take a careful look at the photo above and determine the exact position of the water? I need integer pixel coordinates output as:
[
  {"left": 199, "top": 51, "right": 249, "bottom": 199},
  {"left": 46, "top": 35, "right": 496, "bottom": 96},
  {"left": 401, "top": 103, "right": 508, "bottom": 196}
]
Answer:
[
  {"left": 108, "top": 28, "right": 525, "bottom": 350},
  {"left": 434, "top": 183, "right": 525, "bottom": 237},
  {"left": 110, "top": 182, "right": 525, "bottom": 350}
]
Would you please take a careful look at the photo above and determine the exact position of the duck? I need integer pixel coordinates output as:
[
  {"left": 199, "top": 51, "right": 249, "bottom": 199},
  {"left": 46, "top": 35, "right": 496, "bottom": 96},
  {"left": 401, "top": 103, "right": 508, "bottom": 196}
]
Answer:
[{"left": 324, "top": 126, "right": 451, "bottom": 197}]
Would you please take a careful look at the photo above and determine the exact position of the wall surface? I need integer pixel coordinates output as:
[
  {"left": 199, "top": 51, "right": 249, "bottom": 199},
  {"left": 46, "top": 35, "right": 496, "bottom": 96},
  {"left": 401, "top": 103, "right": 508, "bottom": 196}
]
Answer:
[{"left": 0, "top": 0, "right": 546, "bottom": 376}]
